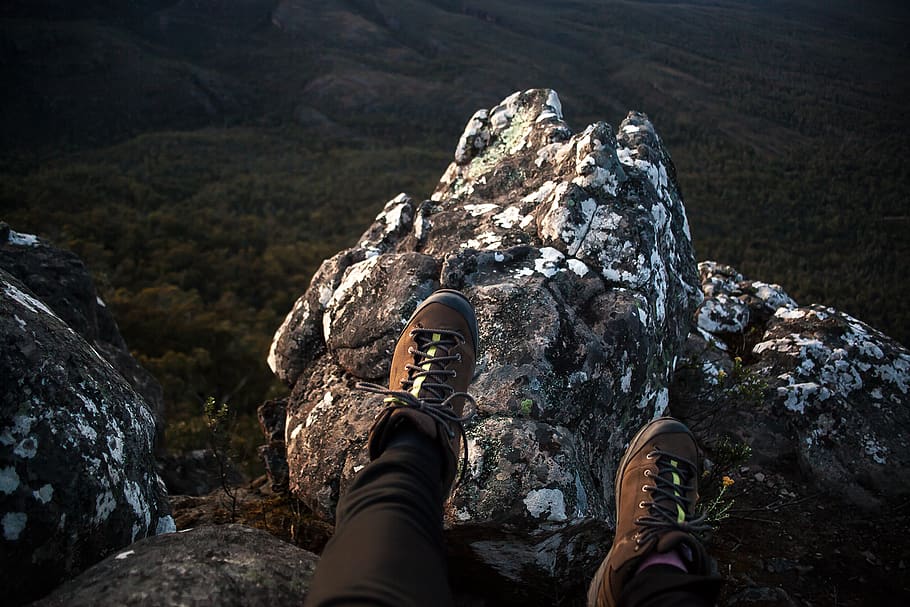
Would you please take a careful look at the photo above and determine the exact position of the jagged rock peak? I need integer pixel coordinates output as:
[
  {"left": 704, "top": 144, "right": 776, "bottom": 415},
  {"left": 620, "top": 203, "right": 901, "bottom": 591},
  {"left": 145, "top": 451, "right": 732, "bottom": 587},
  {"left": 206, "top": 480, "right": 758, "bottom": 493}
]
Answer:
[{"left": 266, "top": 89, "right": 700, "bottom": 598}]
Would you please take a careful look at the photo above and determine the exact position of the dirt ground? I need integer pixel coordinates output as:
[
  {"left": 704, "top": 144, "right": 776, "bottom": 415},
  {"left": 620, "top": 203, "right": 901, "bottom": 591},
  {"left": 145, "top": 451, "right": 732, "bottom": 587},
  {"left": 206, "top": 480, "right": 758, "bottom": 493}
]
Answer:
[
  {"left": 171, "top": 467, "right": 908, "bottom": 607},
  {"left": 710, "top": 464, "right": 909, "bottom": 607}
]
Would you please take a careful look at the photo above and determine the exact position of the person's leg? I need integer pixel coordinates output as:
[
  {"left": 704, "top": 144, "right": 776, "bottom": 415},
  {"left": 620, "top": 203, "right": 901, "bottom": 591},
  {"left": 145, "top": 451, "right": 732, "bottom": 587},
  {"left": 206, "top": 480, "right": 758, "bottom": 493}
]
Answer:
[
  {"left": 588, "top": 417, "right": 723, "bottom": 607},
  {"left": 304, "top": 426, "right": 452, "bottom": 607},
  {"left": 618, "top": 565, "right": 720, "bottom": 607},
  {"left": 304, "top": 289, "right": 478, "bottom": 607}
]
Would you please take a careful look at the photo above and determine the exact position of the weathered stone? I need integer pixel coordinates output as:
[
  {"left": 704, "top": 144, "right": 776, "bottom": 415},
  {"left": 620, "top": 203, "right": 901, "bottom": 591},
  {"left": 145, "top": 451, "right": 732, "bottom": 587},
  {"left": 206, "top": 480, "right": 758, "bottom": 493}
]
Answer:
[
  {"left": 0, "top": 269, "right": 173, "bottom": 605},
  {"left": 0, "top": 223, "right": 165, "bottom": 450},
  {"left": 32, "top": 524, "right": 318, "bottom": 607},
  {"left": 673, "top": 261, "right": 910, "bottom": 511},
  {"left": 256, "top": 398, "right": 290, "bottom": 492},
  {"left": 269, "top": 89, "right": 701, "bottom": 597},
  {"left": 258, "top": 398, "right": 288, "bottom": 443},
  {"left": 258, "top": 441, "right": 290, "bottom": 492}
]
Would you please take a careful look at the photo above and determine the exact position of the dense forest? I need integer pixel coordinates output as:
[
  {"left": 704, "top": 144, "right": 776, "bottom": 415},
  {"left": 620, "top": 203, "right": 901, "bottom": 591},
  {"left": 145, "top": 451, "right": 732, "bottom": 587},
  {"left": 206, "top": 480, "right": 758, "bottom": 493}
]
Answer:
[{"left": 2, "top": 0, "right": 908, "bottom": 468}]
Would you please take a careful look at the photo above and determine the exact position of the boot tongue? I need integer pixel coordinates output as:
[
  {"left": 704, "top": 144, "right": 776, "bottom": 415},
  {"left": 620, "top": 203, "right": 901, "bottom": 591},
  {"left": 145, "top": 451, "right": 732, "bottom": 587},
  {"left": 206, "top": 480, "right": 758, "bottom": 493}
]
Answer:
[
  {"left": 411, "top": 331, "right": 454, "bottom": 403},
  {"left": 654, "top": 456, "right": 692, "bottom": 524},
  {"left": 655, "top": 530, "right": 692, "bottom": 553}
]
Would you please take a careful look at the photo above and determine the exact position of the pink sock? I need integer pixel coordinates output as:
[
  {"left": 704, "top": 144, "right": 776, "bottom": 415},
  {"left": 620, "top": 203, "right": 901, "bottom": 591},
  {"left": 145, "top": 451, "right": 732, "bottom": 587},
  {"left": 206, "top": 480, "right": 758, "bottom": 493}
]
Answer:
[{"left": 636, "top": 548, "right": 688, "bottom": 574}]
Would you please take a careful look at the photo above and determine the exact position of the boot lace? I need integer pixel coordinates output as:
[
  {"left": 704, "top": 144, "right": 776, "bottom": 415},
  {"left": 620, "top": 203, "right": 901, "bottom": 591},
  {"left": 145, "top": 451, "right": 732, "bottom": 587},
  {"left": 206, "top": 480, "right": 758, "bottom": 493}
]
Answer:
[
  {"left": 635, "top": 449, "right": 710, "bottom": 549},
  {"left": 357, "top": 328, "right": 476, "bottom": 482}
]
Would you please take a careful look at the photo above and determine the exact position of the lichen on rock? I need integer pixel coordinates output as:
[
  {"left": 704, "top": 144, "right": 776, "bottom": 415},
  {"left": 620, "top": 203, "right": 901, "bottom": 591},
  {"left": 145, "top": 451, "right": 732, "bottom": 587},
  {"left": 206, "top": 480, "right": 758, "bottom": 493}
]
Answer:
[
  {"left": 268, "top": 89, "right": 700, "bottom": 597},
  {"left": 0, "top": 268, "right": 173, "bottom": 605},
  {"left": 673, "top": 261, "right": 910, "bottom": 511}
]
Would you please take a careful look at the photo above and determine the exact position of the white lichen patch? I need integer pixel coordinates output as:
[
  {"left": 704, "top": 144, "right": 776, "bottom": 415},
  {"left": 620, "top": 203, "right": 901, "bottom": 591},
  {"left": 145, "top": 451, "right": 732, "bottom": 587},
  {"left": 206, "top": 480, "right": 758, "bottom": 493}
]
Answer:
[
  {"left": 777, "top": 382, "right": 830, "bottom": 414},
  {"left": 2, "top": 512, "right": 27, "bottom": 540},
  {"left": 462, "top": 232, "right": 503, "bottom": 251},
  {"left": 492, "top": 206, "right": 534, "bottom": 230},
  {"left": 863, "top": 435, "right": 888, "bottom": 464},
  {"left": 156, "top": 515, "right": 176, "bottom": 535},
  {"left": 372, "top": 193, "right": 411, "bottom": 238},
  {"left": 7, "top": 230, "right": 39, "bottom": 246},
  {"left": 463, "top": 203, "right": 500, "bottom": 216},
  {"left": 306, "top": 391, "right": 334, "bottom": 428},
  {"left": 0, "top": 466, "right": 20, "bottom": 494},
  {"left": 13, "top": 437, "right": 37, "bottom": 459},
  {"left": 94, "top": 490, "right": 117, "bottom": 524},
  {"left": 522, "top": 180, "right": 558, "bottom": 206},
  {"left": 455, "top": 109, "right": 491, "bottom": 163},
  {"left": 523, "top": 488, "right": 567, "bottom": 521},
  {"left": 652, "top": 387, "right": 670, "bottom": 418},
  {"left": 115, "top": 550, "right": 135, "bottom": 560},
  {"left": 697, "top": 294, "right": 750, "bottom": 334},
  {"left": 467, "top": 437, "right": 484, "bottom": 479},
  {"left": 534, "top": 247, "right": 565, "bottom": 278},
  {"left": 751, "top": 282, "right": 796, "bottom": 310},
  {"left": 323, "top": 256, "right": 381, "bottom": 341},
  {"left": 123, "top": 479, "right": 151, "bottom": 541},
  {"left": 535, "top": 89, "right": 563, "bottom": 123},
  {"left": 567, "top": 259, "right": 589, "bottom": 277},
  {"left": 32, "top": 484, "right": 53, "bottom": 504},
  {"left": 3, "top": 282, "right": 58, "bottom": 320}
]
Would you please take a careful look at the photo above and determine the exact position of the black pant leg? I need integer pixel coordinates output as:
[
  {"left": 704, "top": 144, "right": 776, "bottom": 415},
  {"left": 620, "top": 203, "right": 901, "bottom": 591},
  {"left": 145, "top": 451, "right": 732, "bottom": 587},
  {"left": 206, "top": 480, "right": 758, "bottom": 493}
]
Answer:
[
  {"left": 304, "top": 427, "right": 453, "bottom": 607},
  {"left": 618, "top": 564, "right": 723, "bottom": 607}
]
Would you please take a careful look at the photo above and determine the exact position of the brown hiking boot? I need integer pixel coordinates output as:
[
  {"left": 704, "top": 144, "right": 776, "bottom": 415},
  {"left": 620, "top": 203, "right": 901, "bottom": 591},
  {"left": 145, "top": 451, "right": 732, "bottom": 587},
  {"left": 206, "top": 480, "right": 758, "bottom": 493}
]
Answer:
[
  {"left": 358, "top": 289, "right": 478, "bottom": 494},
  {"left": 587, "top": 417, "right": 712, "bottom": 607}
]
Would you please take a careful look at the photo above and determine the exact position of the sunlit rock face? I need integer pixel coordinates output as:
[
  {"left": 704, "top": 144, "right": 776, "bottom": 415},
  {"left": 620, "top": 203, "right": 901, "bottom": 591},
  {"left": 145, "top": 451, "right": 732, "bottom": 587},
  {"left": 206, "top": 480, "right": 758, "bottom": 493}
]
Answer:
[
  {"left": 674, "top": 261, "right": 910, "bottom": 511},
  {"left": 0, "top": 268, "right": 174, "bottom": 606},
  {"left": 268, "top": 89, "right": 700, "bottom": 598}
]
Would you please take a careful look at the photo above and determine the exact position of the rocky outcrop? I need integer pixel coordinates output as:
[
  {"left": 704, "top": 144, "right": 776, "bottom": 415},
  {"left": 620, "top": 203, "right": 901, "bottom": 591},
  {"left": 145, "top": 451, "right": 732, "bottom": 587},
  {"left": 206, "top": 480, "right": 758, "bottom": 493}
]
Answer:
[
  {"left": 267, "top": 89, "right": 701, "bottom": 597},
  {"left": 0, "top": 267, "right": 173, "bottom": 605},
  {"left": 33, "top": 524, "right": 318, "bottom": 606},
  {"left": 672, "top": 262, "right": 910, "bottom": 510},
  {"left": 0, "top": 223, "right": 166, "bottom": 450}
]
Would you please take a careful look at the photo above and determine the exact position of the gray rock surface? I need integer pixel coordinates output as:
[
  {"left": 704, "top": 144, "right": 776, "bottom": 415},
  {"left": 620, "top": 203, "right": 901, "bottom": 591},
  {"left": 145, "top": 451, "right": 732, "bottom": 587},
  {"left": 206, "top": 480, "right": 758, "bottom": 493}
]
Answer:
[
  {"left": 673, "top": 261, "right": 910, "bottom": 510},
  {"left": 1, "top": 268, "right": 174, "bottom": 605},
  {"left": 32, "top": 524, "right": 318, "bottom": 607},
  {"left": 0, "top": 223, "right": 166, "bottom": 450},
  {"left": 268, "top": 89, "right": 701, "bottom": 596}
]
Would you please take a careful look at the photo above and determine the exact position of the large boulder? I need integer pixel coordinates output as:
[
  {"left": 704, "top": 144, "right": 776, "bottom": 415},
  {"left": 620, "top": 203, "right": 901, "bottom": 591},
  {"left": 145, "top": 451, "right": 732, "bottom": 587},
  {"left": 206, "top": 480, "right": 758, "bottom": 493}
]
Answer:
[
  {"left": 0, "top": 268, "right": 174, "bottom": 605},
  {"left": 0, "top": 223, "right": 166, "bottom": 450},
  {"left": 267, "top": 89, "right": 701, "bottom": 598},
  {"left": 33, "top": 524, "right": 318, "bottom": 606},
  {"left": 672, "top": 261, "right": 910, "bottom": 511}
]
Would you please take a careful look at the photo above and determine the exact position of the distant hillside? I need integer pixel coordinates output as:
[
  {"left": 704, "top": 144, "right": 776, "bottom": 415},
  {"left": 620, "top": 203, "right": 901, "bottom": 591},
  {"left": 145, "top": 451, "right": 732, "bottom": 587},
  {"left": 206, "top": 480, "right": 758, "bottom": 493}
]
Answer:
[{"left": 2, "top": 0, "right": 908, "bottom": 453}]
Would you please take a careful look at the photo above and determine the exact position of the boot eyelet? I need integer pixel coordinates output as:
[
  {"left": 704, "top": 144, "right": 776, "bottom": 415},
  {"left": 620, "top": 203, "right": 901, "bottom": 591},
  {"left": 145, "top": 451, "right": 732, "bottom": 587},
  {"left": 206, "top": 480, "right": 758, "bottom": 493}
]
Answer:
[
  {"left": 643, "top": 469, "right": 652, "bottom": 477},
  {"left": 641, "top": 485, "right": 649, "bottom": 492},
  {"left": 457, "top": 353, "right": 463, "bottom": 362},
  {"left": 645, "top": 452, "right": 655, "bottom": 460},
  {"left": 638, "top": 501, "right": 646, "bottom": 509},
  {"left": 451, "top": 370, "right": 457, "bottom": 378}
]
